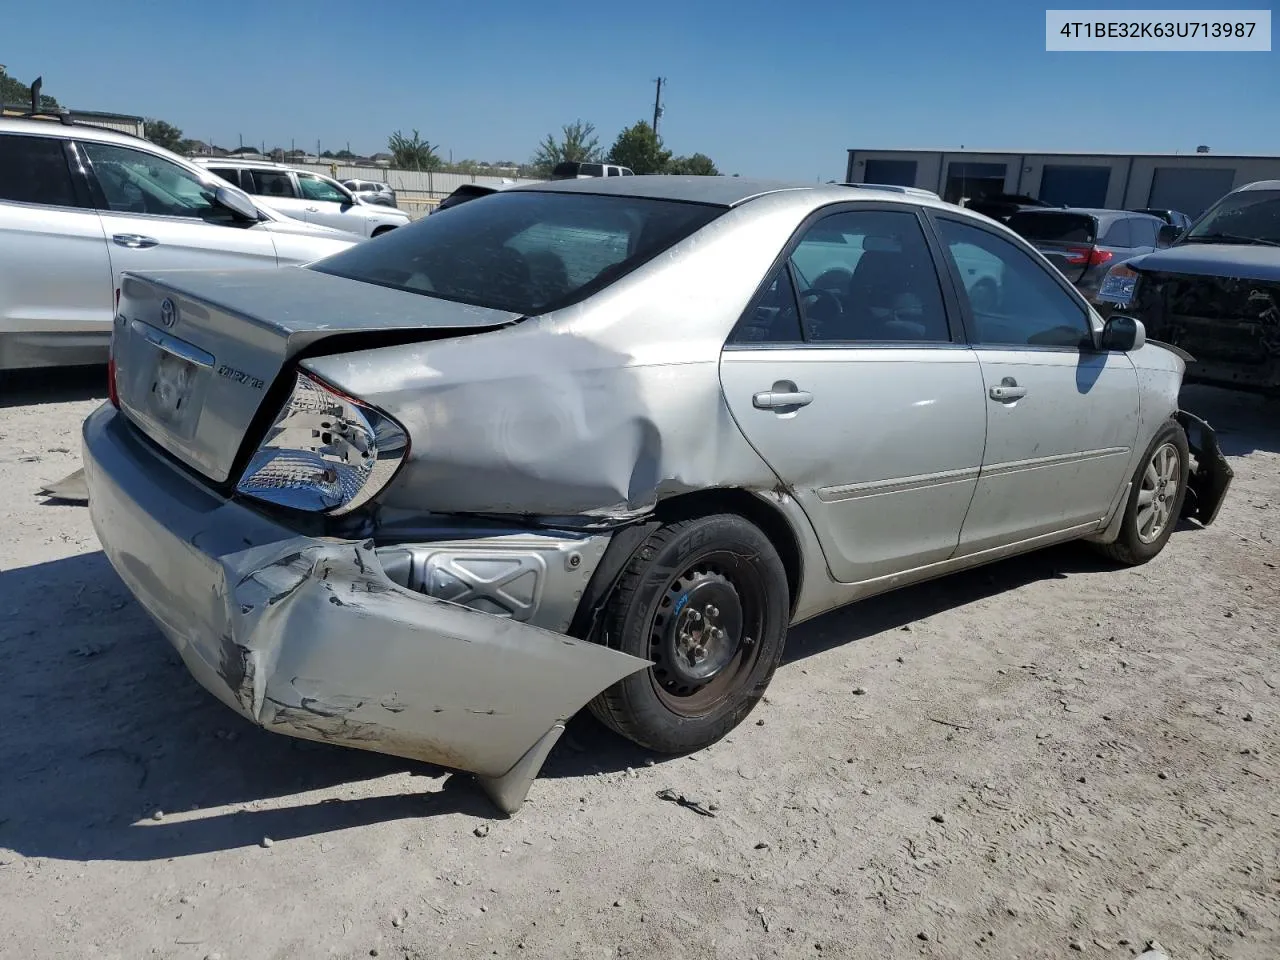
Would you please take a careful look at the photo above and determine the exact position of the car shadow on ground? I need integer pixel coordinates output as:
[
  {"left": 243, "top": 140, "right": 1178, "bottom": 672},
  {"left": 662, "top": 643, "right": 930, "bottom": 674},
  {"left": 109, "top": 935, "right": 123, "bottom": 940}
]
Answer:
[
  {"left": 1180, "top": 383, "right": 1280, "bottom": 457},
  {"left": 1, "top": 365, "right": 108, "bottom": 409}
]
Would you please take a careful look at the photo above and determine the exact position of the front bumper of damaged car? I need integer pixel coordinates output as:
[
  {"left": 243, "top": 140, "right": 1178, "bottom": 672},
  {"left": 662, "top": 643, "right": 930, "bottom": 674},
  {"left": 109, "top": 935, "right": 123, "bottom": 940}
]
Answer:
[{"left": 81, "top": 403, "right": 649, "bottom": 815}]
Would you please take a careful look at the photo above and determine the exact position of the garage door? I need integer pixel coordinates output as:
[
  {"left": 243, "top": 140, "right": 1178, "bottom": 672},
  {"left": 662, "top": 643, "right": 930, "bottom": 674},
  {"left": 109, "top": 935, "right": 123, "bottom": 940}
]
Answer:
[
  {"left": 864, "top": 159, "right": 919, "bottom": 188},
  {"left": 1038, "top": 165, "right": 1111, "bottom": 207},
  {"left": 1147, "top": 167, "right": 1236, "bottom": 218}
]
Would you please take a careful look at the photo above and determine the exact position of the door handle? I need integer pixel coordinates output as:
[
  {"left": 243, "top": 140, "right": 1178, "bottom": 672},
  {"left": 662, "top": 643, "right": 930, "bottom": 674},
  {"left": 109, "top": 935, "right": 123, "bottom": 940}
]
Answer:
[
  {"left": 989, "top": 377, "right": 1027, "bottom": 402},
  {"left": 305, "top": 206, "right": 319, "bottom": 212},
  {"left": 112, "top": 234, "right": 159, "bottom": 249},
  {"left": 753, "top": 387, "right": 814, "bottom": 410}
]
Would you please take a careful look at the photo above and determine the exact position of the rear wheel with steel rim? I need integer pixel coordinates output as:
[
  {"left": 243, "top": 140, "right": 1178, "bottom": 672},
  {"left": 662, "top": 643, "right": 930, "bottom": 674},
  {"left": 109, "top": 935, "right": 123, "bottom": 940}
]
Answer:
[
  {"left": 1096, "top": 419, "right": 1189, "bottom": 566},
  {"left": 589, "top": 514, "right": 790, "bottom": 754}
]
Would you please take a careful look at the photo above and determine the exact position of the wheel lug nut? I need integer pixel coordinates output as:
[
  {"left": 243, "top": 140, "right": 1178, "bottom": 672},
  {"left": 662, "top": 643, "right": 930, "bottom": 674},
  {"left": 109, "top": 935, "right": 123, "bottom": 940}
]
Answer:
[{"left": 706, "top": 604, "right": 719, "bottom": 619}]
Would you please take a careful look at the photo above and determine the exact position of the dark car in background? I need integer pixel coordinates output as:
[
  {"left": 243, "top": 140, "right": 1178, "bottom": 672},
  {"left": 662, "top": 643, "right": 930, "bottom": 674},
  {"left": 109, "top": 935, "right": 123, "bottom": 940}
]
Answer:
[
  {"left": 431, "top": 182, "right": 512, "bottom": 214},
  {"left": 1130, "top": 207, "right": 1194, "bottom": 236},
  {"left": 1097, "top": 180, "right": 1280, "bottom": 396},
  {"left": 965, "top": 193, "right": 1057, "bottom": 223},
  {"left": 1005, "top": 208, "right": 1177, "bottom": 303}
]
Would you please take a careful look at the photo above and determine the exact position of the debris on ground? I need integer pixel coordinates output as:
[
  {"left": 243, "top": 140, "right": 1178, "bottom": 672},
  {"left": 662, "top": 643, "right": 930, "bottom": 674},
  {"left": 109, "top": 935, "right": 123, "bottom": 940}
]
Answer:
[{"left": 655, "top": 788, "right": 716, "bottom": 817}]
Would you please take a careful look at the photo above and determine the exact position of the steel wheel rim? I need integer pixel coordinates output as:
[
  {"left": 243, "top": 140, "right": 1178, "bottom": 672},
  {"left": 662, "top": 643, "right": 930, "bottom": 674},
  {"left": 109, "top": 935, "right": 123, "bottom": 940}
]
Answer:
[
  {"left": 1135, "top": 441, "right": 1180, "bottom": 544},
  {"left": 646, "top": 550, "right": 767, "bottom": 718}
]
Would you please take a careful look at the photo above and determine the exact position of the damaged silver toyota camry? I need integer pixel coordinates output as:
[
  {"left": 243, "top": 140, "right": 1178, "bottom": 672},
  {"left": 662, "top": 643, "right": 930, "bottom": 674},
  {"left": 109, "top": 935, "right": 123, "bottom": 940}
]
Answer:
[{"left": 83, "top": 176, "right": 1233, "bottom": 814}]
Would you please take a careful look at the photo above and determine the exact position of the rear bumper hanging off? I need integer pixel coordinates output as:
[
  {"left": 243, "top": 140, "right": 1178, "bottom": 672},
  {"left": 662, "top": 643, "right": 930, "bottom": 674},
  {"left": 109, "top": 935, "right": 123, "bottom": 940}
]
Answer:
[{"left": 1176, "top": 410, "right": 1234, "bottom": 527}]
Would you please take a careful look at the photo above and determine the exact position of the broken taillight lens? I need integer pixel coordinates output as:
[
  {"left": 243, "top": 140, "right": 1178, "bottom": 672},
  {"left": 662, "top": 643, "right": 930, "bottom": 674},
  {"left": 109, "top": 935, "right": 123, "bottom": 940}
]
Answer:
[
  {"left": 1064, "top": 246, "right": 1113, "bottom": 266},
  {"left": 235, "top": 371, "right": 409, "bottom": 515}
]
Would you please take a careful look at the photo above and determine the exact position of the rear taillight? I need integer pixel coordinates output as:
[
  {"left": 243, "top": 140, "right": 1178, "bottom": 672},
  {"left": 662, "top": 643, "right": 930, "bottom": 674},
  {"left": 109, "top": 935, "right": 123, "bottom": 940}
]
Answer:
[
  {"left": 107, "top": 355, "right": 119, "bottom": 408},
  {"left": 235, "top": 371, "right": 409, "bottom": 515},
  {"left": 1064, "top": 246, "right": 1113, "bottom": 266},
  {"left": 108, "top": 288, "right": 121, "bottom": 408}
]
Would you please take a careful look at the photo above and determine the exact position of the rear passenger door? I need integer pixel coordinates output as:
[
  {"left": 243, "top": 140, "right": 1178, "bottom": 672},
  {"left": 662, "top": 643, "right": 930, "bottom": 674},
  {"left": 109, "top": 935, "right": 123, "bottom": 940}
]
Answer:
[
  {"left": 720, "top": 205, "right": 988, "bottom": 584},
  {"left": 0, "top": 132, "right": 114, "bottom": 367},
  {"left": 930, "top": 214, "right": 1140, "bottom": 554}
]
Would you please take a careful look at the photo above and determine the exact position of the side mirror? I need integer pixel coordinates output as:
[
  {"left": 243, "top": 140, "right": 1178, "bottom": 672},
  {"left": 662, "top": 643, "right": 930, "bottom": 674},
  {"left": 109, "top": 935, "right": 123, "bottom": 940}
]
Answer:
[
  {"left": 1157, "top": 224, "right": 1181, "bottom": 247},
  {"left": 214, "top": 185, "right": 259, "bottom": 221},
  {"left": 1100, "top": 314, "right": 1146, "bottom": 352}
]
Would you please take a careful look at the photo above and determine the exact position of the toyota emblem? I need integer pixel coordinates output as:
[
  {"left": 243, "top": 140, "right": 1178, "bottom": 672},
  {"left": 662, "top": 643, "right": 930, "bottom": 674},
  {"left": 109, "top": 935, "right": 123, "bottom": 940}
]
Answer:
[{"left": 159, "top": 298, "right": 177, "bottom": 328}]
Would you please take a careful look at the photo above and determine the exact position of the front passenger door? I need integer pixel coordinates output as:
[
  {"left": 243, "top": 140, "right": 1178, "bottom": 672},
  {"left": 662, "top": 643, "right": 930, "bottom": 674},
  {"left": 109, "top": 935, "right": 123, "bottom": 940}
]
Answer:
[
  {"left": 296, "top": 173, "right": 364, "bottom": 236},
  {"left": 932, "top": 215, "right": 1140, "bottom": 555},
  {"left": 78, "top": 142, "right": 279, "bottom": 289}
]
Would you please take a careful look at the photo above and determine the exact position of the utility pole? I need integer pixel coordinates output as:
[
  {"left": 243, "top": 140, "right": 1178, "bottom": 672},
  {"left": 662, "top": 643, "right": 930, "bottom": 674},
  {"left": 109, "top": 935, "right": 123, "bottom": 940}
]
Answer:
[{"left": 652, "top": 77, "right": 665, "bottom": 136}]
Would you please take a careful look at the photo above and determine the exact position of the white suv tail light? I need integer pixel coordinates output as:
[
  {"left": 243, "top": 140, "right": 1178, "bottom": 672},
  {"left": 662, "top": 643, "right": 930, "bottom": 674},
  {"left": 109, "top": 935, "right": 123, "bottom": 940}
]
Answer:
[{"left": 236, "top": 371, "right": 408, "bottom": 515}]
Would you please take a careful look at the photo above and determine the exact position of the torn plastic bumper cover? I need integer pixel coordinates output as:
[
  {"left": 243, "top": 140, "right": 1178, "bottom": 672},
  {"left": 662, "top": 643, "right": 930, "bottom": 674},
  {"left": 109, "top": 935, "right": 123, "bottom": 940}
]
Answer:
[
  {"left": 1177, "top": 410, "right": 1234, "bottom": 527},
  {"left": 82, "top": 404, "right": 649, "bottom": 815}
]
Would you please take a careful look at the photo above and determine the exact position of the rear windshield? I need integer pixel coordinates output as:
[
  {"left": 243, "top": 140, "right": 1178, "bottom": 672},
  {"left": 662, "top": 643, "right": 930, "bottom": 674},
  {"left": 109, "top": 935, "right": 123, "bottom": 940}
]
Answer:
[
  {"left": 311, "top": 191, "right": 724, "bottom": 315},
  {"left": 1006, "top": 212, "right": 1097, "bottom": 244},
  {"left": 1186, "top": 189, "right": 1280, "bottom": 244}
]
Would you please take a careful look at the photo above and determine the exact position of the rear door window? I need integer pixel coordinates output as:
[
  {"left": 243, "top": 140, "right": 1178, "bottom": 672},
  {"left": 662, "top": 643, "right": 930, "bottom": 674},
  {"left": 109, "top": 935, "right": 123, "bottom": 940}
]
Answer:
[
  {"left": 311, "top": 191, "right": 723, "bottom": 315},
  {"left": 250, "top": 169, "right": 296, "bottom": 199},
  {"left": 1101, "top": 218, "right": 1133, "bottom": 247},
  {"left": 1129, "top": 217, "right": 1158, "bottom": 247},
  {"left": 1006, "top": 212, "right": 1098, "bottom": 244},
  {"left": 208, "top": 167, "right": 241, "bottom": 189},
  {"left": 0, "top": 133, "right": 80, "bottom": 207},
  {"left": 789, "top": 209, "right": 952, "bottom": 343}
]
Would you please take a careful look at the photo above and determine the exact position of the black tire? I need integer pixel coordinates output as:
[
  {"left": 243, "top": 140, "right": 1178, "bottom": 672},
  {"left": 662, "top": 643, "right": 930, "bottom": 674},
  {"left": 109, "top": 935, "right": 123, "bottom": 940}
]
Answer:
[
  {"left": 588, "top": 514, "right": 790, "bottom": 754},
  {"left": 1095, "top": 419, "right": 1190, "bottom": 566}
]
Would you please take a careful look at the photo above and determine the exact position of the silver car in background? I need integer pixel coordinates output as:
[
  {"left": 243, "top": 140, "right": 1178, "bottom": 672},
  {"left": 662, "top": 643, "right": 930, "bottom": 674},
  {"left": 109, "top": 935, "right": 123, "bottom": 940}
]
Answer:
[
  {"left": 0, "top": 116, "right": 357, "bottom": 370},
  {"left": 83, "top": 177, "right": 1232, "bottom": 814},
  {"left": 343, "top": 178, "right": 398, "bottom": 208},
  {"left": 196, "top": 159, "right": 409, "bottom": 238}
]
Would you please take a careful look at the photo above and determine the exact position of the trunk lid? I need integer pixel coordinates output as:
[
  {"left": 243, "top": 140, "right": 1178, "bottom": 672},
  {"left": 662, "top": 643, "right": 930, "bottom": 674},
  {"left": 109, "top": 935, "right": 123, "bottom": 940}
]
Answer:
[
  {"left": 112, "top": 266, "right": 521, "bottom": 484},
  {"left": 1006, "top": 211, "right": 1100, "bottom": 284}
]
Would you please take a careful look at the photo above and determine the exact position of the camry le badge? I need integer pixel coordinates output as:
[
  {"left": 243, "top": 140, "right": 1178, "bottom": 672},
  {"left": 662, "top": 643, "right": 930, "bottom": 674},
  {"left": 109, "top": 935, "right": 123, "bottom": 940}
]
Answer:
[{"left": 159, "top": 298, "right": 177, "bottom": 328}]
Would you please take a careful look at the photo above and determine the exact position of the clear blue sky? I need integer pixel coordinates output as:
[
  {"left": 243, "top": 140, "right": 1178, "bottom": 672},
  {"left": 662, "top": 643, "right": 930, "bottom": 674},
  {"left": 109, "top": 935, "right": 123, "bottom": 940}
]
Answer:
[{"left": 3, "top": 0, "right": 1276, "bottom": 178}]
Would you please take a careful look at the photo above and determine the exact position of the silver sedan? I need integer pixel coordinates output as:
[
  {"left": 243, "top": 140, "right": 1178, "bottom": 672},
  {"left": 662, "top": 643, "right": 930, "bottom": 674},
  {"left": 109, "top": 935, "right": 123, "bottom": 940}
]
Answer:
[{"left": 82, "top": 176, "right": 1232, "bottom": 814}]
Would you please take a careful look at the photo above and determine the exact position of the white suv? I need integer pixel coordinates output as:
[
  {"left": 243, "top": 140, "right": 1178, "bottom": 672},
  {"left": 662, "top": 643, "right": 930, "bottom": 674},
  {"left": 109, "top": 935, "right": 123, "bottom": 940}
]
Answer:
[
  {"left": 197, "top": 159, "right": 409, "bottom": 238},
  {"left": 0, "top": 116, "right": 359, "bottom": 371}
]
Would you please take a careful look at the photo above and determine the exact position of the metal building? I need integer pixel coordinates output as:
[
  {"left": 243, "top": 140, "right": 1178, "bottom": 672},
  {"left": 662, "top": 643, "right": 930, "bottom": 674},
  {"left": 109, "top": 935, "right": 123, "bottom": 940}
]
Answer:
[{"left": 845, "top": 148, "right": 1280, "bottom": 218}]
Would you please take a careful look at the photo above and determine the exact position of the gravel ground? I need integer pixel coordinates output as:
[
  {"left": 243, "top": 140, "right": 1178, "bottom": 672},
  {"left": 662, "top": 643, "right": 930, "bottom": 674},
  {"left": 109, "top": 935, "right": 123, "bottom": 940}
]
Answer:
[{"left": 1, "top": 371, "right": 1277, "bottom": 960}]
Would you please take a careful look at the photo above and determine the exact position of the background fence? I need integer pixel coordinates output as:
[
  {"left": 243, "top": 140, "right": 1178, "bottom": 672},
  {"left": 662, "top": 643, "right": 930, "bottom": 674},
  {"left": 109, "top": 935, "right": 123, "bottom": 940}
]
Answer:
[{"left": 288, "top": 161, "right": 546, "bottom": 218}]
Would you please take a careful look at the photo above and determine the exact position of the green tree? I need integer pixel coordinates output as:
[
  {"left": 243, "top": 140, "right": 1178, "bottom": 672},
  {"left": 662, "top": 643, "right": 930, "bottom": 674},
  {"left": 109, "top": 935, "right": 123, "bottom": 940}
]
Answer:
[
  {"left": 0, "top": 69, "right": 59, "bottom": 110},
  {"left": 607, "top": 121, "right": 671, "bottom": 175},
  {"left": 530, "top": 120, "right": 601, "bottom": 175},
  {"left": 667, "top": 152, "right": 720, "bottom": 176},
  {"left": 388, "top": 129, "right": 441, "bottom": 170},
  {"left": 145, "top": 119, "right": 185, "bottom": 152},
  {"left": 320, "top": 149, "right": 336, "bottom": 159},
  {"left": 335, "top": 148, "right": 356, "bottom": 160}
]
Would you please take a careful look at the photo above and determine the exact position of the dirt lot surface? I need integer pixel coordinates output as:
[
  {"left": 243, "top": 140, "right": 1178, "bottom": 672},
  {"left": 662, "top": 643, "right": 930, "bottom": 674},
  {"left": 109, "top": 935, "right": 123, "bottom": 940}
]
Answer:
[{"left": 1, "top": 371, "right": 1277, "bottom": 960}]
